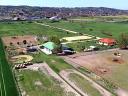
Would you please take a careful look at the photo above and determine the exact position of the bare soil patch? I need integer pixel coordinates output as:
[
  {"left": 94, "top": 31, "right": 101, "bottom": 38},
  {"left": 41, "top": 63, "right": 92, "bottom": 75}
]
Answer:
[
  {"left": 63, "top": 49, "right": 128, "bottom": 76},
  {"left": 62, "top": 49, "right": 128, "bottom": 93},
  {"left": 2, "top": 35, "right": 38, "bottom": 46}
]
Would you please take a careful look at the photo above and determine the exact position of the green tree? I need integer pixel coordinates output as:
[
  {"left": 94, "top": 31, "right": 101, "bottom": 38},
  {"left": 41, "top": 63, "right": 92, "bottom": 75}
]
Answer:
[
  {"left": 49, "top": 36, "right": 61, "bottom": 45},
  {"left": 50, "top": 36, "right": 62, "bottom": 54},
  {"left": 118, "top": 33, "right": 128, "bottom": 49}
]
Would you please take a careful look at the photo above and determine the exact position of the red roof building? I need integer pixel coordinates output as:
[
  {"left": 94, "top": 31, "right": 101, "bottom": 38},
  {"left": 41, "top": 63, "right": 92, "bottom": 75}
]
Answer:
[{"left": 99, "top": 38, "right": 116, "bottom": 46}]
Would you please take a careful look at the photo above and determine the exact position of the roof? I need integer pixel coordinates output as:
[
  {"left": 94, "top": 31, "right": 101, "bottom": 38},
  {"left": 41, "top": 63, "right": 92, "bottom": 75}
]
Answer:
[
  {"left": 99, "top": 38, "right": 116, "bottom": 43},
  {"left": 42, "top": 42, "right": 57, "bottom": 50},
  {"left": 62, "top": 36, "right": 92, "bottom": 42}
]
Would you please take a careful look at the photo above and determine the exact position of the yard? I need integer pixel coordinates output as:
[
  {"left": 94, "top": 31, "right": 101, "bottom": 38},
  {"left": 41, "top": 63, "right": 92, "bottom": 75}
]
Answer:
[
  {"left": 30, "top": 51, "right": 73, "bottom": 73},
  {"left": 17, "top": 70, "right": 65, "bottom": 96},
  {"left": 67, "top": 40, "right": 117, "bottom": 52},
  {"left": 63, "top": 49, "right": 128, "bottom": 92}
]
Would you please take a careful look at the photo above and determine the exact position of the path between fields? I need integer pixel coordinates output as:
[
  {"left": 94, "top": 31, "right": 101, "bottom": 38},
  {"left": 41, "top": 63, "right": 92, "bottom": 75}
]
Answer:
[
  {"left": 60, "top": 69, "right": 112, "bottom": 96},
  {"left": 25, "top": 63, "right": 81, "bottom": 96},
  {"left": 35, "top": 22, "right": 78, "bottom": 34},
  {"left": 35, "top": 22, "right": 94, "bottom": 37}
]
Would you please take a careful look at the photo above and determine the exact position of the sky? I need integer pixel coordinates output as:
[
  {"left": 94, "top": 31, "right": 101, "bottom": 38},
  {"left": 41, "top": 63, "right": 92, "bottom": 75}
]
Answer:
[{"left": 0, "top": 0, "right": 127, "bottom": 10}]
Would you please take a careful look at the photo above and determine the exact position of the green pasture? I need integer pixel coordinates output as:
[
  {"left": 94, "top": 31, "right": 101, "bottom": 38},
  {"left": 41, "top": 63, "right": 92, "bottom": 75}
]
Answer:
[
  {"left": 44, "top": 20, "right": 128, "bottom": 39},
  {"left": 17, "top": 70, "right": 66, "bottom": 96},
  {"left": 0, "top": 21, "right": 75, "bottom": 38},
  {"left": 69, "top": 73, "right": 102, "bottom": 96},
  {"left": 0, "top": 38, "right": 19, "bottom": 96}
]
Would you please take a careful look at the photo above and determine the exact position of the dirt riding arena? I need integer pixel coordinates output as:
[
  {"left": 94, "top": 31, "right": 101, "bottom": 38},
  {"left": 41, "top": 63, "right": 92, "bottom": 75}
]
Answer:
[
  {"left": 63, "top": 49, "right": 128, "bottom": 93},
  {"left": 63, "top": 49, "right": 128, "bottom": 76},
  {"left": 2, "top": 35, "right": 38, "bottom": 46}
]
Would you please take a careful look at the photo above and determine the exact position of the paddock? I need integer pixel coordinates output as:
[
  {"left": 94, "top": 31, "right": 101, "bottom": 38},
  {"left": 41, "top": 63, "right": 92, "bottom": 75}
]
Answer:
[{"left": 63, "top": 49, "right": 128, "bottom": 91}]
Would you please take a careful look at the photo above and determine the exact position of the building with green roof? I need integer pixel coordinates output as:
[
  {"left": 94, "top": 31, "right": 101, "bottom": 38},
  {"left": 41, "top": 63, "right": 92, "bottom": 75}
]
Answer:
[{"left": 40, "top": 42, "right": 57, "bottom": 55}]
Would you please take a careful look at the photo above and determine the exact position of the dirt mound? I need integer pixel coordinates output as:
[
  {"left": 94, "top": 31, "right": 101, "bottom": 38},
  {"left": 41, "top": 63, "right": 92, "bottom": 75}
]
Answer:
[
  {"left": 107, "top": 57, "right": 125, "bottom": 64},
  {"left": 93, "top": 66, "right": 111, "bottom": 75}
]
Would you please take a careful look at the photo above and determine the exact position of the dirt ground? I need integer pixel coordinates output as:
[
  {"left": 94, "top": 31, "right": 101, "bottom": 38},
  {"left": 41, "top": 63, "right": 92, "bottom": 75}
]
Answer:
[
  {"left": 62, "top": 49, "right": 128, "bottom": 94},
  {"left": 2, "top": 35, "right": 38, "bottom": 46},
  {"left": 63, "top": 49, "right": 128, "bottom": 75}
]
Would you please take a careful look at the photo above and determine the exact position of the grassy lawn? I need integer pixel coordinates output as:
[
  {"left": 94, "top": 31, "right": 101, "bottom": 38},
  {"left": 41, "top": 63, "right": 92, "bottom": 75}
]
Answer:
[
  {"left": 69, "top": 73, "right": 102, "bottom": 96},
  {"left": 17, "top": 70, "right": 65, "bottom": 96},
  {"left": 0, "top": 21, "right": 75, "bottom": 38},
  {"left": 44, "top": 20, "right": 128, "bottom": 39},
  {"left": 67, "top": 40, "right": 117, "bottom": 52},
  {"left": 30, "top": 51, "right": 73, "bottom": 73},
  {"left": 0, "top": 38, "right": 19, "bottom": 96}
]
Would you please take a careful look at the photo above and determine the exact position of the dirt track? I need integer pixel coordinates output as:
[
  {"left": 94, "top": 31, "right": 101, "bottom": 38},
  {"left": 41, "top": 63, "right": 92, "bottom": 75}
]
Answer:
[
  {"left": 60, "top": 69, "right": 112, "bottom": 96},
  {"left": 26, "top": 63, "right": 81, "bottom": 96}
]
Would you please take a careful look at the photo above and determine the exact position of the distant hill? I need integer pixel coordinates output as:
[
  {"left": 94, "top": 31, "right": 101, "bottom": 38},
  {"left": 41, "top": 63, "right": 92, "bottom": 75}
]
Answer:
[{"left": 0, "top": 6, "right": 128, "bottom": 20}]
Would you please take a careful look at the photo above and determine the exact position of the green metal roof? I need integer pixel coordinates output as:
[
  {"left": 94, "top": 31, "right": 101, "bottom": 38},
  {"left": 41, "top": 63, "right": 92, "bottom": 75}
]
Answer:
[{"left": 42, "top": 42, "right": 57, "bottom": 50}]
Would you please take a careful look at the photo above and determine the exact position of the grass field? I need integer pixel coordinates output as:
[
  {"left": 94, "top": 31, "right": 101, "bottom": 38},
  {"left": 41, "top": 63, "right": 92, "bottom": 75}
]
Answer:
[
  {"left": 30, "top": 51, "right": 73, "bottom": 73},
  {"left": 0, "top": 38, "right": 19, "bottom": 96},
  {"left": 0, "top": 21, "right": 75, "bottom": 38},
  {"left": 17, "top": 70, "right": 66, "bottom": 96},
  {"left": 1, "top": 20, "right": 128, "bottom": 95},
  {"left": 69, "top": 73, "right": 102, "bottom": 96},
  {"left": 44, "top": 20, "right": 128, "bottom": 39}
]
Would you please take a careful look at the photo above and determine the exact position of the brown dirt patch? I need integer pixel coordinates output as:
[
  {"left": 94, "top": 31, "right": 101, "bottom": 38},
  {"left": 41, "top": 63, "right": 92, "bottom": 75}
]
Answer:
[
  {"left": 92, "top": 66, "right": 111, "bottom": 75},
  {"left": 2, "top": 35, "right": 38, "bottom": 46},
  {"left": 62, "top": 49, "right": 128, "bottom": 76},
  {"left": 107, "top": 57, "right": 125, "bottom": 64}
]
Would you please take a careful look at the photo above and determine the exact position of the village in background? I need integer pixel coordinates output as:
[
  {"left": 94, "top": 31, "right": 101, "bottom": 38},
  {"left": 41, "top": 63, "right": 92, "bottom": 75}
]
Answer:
[{"left": 0, "top": 5, "right": 128, "bottom": 96}]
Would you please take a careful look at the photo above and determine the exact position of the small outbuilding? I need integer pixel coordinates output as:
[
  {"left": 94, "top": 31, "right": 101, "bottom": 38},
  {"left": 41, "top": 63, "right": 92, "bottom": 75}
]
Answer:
[
  {"left": 99, "top": 38, "right": 116, "bottom": 46},
  {"left": 61, "top": 44, "right": 75, "bottom": 55},
  {"left": 40, "top": 42, "right": 57, "bottom": 55}
]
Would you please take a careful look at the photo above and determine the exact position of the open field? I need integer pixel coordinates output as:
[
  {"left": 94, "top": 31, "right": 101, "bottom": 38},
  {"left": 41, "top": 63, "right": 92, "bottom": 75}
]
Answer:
[
  {"left": 0, "top": 21, "right": 75, "bottom": 38},
  {"left": 0, "top": 38, "right": 19, "bottom": 96},
  {"left": 18, "top": 70, "right": 66, "bottom": 96},
  {"left": 69, "top": 73, "right": 102, "bottom": 96},
  {"left": 44, "top": 20, "right": 128, "bottom": 39},
  {"left": 1, "top": 20, "right": 128, "bottom": 96},
  {"left": 60, "top": 69, "right": 111, "bottom": 96},
  {"left": 63, "top": 49, "right": 128, "bottom": 91}
]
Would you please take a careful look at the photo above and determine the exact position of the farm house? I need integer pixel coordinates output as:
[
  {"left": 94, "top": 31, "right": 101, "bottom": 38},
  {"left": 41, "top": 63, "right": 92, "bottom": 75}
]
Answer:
[{"left": 98, "top": 38, "right": 116, "bottom": 46}]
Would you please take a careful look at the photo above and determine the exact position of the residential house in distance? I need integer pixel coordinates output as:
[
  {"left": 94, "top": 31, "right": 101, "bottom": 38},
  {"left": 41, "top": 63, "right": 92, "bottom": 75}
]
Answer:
[{"left": 99, "top": 38, "right": 116, "bottom": 46}]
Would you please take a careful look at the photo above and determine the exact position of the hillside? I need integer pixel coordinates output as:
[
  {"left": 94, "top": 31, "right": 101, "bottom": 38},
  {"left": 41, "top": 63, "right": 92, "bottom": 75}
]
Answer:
[{"left": 0, "top": 6, "right": 128, "bottom": 20}]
